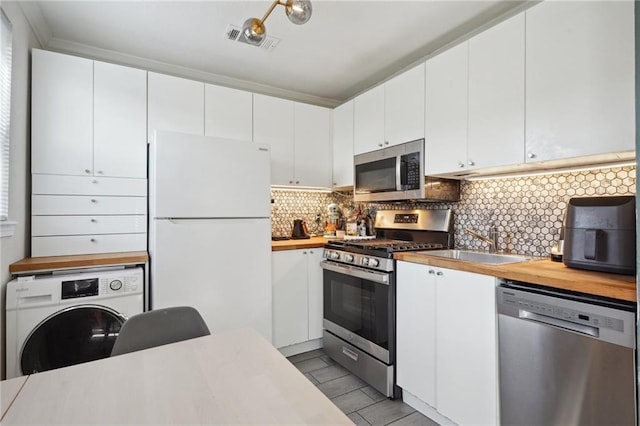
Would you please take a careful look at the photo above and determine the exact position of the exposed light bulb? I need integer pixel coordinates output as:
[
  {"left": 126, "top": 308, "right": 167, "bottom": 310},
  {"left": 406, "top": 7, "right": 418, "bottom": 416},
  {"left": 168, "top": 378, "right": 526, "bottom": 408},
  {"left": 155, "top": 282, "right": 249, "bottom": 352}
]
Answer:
[
  {"left": 286, "top": 0, "right": 312, "bottom": 25},
  {"left": 242, "top": 17, "right": 265, "bottom": 46}
]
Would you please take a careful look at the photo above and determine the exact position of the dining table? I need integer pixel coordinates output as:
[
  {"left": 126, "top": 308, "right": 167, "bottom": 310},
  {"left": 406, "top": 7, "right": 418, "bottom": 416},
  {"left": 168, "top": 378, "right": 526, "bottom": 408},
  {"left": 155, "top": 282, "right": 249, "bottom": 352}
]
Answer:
[{"left": 1, "top": 327, "right": 354, "bottom": 425}]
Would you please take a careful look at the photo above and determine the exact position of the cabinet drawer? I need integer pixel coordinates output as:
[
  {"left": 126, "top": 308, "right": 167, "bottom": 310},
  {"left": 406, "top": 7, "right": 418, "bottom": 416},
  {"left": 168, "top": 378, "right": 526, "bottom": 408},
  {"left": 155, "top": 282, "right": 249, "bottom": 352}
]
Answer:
[
  {"left": 32, "top": 174, "right": 147, "bottom": 196},
  {"left": 32, "top": 233, "right": 147, "bottom": 257},
  {"left": 32, "top": 215, "right": 147, "bottom": 236},
  {"left": 32, "top": 195, "right": 147, "bottom": 215}
]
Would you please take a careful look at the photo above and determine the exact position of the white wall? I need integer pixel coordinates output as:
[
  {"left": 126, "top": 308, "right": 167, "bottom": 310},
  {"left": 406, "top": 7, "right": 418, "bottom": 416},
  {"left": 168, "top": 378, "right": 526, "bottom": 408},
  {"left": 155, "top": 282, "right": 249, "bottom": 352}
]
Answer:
[{"left": 0, "top": 1, "right": 40, "bottom": 379}]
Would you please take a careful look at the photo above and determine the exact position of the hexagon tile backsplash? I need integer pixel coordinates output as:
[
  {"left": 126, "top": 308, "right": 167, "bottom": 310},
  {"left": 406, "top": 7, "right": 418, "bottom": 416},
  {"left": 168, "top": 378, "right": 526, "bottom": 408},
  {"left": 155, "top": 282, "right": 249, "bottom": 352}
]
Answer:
[{"left": 271, "top": 165, "right": 636, "bottom": 257}]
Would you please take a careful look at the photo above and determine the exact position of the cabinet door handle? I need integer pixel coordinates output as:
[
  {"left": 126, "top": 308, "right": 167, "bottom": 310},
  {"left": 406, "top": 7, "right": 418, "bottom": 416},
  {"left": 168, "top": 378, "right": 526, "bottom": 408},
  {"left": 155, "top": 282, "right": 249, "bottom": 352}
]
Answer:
[
  {"left": 467, "top": 160, "right": 475, "bottom": 166},
  {"left": 295, "top": 181, "right": 300, "bottom": 184},
  {"left": 289, "top": 180, "right": 293, "bottom": 184},
  {"left": 302, "top": 251, "right": 307, "bottom": 254},
  {"left": 384, "top": 141, "right": 389, "bottom": 145},
  {"left": 84, "top": 169, "right": 91, "bottom": 174},
  {"left": 528, "top": 153, "right": 535, "bottom": 159},
  {"left": 378, "top": 143, "right": 383, "bottom": 147},
  {"left": 310, "top": 250, "right": 314, "bottom": 254},
  {"left": 458, "top": 161, "right": 465, "bottom": 168},
  {"left": 436, "top": 271, "right": 443, "bottom": 276},
  {"left": 428, "top": 270, "right": 435, "bottom": 274},
  {"left": 97, "top": 170, "right": 103, "bottom": 174}
]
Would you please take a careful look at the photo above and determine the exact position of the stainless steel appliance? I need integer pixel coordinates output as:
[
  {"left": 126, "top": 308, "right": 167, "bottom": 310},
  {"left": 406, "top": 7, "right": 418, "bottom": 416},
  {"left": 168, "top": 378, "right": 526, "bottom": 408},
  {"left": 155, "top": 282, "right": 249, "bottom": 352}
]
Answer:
[
  {"left": 321, "top": 209, "right": 453, "bottom": 398},
  {"left": 497, "top": 281, "right": 636, "bottom": 425},
  {"left": 354, "top": 139, "right": 460, "bottom": 203}
]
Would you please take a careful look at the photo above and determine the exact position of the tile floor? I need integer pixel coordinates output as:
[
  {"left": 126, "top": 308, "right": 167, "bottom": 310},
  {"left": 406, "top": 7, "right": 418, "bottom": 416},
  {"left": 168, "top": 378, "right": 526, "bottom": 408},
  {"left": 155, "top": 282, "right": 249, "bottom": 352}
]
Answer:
[{"left": 287, "top": 349, "right": 440, "bottom": 426}]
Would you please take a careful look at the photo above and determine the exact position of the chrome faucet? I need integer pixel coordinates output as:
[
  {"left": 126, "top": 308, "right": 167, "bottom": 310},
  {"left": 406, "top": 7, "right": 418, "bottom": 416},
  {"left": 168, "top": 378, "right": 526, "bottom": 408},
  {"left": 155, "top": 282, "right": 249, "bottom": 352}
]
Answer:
[{"left": 466, "top": 226, "right": 498, "bottom": 253}]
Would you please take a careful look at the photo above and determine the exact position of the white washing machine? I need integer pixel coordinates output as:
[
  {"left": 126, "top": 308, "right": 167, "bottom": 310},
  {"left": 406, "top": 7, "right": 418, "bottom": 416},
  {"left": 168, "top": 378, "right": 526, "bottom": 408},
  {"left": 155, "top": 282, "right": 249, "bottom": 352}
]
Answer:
[{"left": 5, "top": 267, "right": 144, "bottom": 379}]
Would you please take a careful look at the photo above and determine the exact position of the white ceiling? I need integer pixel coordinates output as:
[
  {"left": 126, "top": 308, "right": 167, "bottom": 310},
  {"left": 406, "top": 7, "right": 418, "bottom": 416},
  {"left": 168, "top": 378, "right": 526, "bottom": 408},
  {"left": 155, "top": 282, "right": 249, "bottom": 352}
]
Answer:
[{"left": 18, "top": 0, "right": 531, "bottom": 107}]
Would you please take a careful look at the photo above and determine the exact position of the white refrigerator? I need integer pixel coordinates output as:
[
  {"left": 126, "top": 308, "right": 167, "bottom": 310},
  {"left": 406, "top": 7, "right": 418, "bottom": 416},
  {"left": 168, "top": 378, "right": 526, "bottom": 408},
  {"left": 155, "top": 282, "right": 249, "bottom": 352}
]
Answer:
[{"left": 149, "top": 130, "right": 272, "bottom": 342}]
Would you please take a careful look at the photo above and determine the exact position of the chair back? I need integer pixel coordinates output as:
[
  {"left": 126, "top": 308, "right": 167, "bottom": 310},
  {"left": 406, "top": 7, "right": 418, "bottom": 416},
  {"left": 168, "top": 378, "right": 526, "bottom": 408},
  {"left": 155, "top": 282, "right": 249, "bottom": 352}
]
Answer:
[{"left": 111, "top": 306, "right": 210, "bottom": 356}]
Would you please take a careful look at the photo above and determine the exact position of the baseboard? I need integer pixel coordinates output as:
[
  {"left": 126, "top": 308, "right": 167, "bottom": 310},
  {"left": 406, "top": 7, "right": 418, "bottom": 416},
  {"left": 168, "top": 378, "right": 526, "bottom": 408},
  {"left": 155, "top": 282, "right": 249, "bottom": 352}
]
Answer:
[
  {"left": 277, "top": 338, "right": 323, "bottom": 357},
  {"left": 402, "top": 390, "right": 457, "bottom": 426}
]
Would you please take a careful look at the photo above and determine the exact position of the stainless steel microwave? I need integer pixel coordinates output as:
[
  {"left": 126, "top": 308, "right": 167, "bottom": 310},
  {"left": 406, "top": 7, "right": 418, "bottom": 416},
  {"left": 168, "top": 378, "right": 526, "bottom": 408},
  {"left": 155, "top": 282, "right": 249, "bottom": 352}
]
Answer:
[{"left": 354, "top": 139, "right": 460, "bottom": 203}]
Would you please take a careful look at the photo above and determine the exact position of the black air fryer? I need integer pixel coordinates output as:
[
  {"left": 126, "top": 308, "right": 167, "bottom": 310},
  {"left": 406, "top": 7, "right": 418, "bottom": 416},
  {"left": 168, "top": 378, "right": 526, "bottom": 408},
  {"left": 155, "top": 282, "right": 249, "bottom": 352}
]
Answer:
[{"left": 563, "top": 195, "right": 636, "bottom": 275}]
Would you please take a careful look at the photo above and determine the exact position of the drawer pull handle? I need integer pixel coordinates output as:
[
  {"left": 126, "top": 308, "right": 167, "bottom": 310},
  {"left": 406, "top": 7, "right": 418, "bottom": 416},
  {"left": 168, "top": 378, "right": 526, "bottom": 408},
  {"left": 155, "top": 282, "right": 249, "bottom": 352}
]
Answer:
[
  {"left": 92, "top": 180, "right": 98, "bottom": 184},
  {"left": 91, "top": 199, "right": 97, "bottom": 203},
  {"left": 84, "top": 169, "right": 91, "bottom": 174},
  {"left": 342, "top": 347, "right": 358, "bottom": 362},
  {"left": 91, "top": 219, "right": 97, "bottom": 223},
  {"left": 90, "top": 238, "right": 97, "bottom": 243},
  {"left": 436, "top": 271, "right": 443, "bottom": 276},
  {"left": 97, "top": 170, "right": 103, "bottom": 174},
  {"left": 428, "top": 270, "right": 435, "bottom": 274}
]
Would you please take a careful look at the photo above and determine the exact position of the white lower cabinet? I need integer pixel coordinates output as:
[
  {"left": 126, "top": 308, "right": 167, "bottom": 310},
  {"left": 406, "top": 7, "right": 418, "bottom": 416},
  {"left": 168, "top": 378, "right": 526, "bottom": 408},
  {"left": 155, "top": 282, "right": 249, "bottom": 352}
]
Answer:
[
  {"left": 272, "top": 249, "right": 324, "bottom": 349},
  {"left": 397, "top": 261, "right": 498, "bottom": 426}
]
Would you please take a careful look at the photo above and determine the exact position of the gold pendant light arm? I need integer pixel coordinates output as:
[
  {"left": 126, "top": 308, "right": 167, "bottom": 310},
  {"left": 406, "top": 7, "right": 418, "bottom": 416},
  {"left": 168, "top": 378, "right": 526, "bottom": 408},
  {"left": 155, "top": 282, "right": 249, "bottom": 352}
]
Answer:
[{"left": 260, "top": 0, "right": 287, "bottom": 25}]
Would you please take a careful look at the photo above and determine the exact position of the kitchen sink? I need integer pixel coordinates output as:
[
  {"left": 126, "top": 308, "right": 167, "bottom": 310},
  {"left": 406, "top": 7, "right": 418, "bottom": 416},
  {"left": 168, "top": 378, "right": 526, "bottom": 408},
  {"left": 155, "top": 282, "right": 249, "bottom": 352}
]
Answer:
[{"left": 415, "top": 249, "right": 539, "bottom": 265}]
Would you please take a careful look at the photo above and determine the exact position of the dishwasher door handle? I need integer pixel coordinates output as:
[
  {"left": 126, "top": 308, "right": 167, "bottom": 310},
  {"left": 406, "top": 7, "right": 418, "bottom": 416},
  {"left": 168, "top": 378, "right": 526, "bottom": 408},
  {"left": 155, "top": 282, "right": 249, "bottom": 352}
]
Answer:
[{"left": 519, "top": 309, "right": 599, "bottom": 338}]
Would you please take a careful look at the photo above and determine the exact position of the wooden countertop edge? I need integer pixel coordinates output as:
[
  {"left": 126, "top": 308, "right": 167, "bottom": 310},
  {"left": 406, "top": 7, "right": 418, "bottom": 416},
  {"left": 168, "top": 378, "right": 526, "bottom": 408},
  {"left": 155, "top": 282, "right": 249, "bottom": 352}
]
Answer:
[
  {"left": 271, "top": 237, "right": 331, "bottom": 251},
  {"left": 9, "top": 251, "right": 149, "bottom": 273},
  {"left": 394, "top": 252, "right": 637, "bottom": 302}
]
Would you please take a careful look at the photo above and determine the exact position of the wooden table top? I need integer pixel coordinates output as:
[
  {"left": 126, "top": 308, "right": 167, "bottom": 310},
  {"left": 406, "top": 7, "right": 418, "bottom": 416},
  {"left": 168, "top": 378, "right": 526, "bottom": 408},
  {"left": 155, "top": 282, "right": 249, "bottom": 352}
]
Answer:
[
  {"left": 395, "top": 252, "right": 637, "bottom": 302},
  {"left": 0, "top": 376, "right": 27, "bottom": 422},
  {"left": 1, "top": 328, "right": 353, "bottom": 425}
]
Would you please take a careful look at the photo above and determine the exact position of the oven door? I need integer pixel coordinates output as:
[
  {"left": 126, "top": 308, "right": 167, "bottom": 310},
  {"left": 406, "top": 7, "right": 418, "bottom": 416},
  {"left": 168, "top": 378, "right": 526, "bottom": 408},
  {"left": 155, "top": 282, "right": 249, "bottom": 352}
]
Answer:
[{"left": 321, "top": 261, "right": 394, "bottom": 364}]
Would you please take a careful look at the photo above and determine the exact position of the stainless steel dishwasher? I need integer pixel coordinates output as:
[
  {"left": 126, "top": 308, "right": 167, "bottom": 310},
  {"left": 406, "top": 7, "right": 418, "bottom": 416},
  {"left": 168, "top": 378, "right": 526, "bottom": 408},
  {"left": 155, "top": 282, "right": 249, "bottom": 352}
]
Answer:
[{"left": 497, "top": 281, "right": 636, "bottom": 426}]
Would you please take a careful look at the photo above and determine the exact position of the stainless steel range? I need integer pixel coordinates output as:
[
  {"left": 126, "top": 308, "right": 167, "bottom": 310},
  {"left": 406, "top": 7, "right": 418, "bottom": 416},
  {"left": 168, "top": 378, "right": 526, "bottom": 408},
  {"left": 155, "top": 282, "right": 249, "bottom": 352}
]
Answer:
[{"left": 321, "top": 209, "right": 453, "bottom": 398}]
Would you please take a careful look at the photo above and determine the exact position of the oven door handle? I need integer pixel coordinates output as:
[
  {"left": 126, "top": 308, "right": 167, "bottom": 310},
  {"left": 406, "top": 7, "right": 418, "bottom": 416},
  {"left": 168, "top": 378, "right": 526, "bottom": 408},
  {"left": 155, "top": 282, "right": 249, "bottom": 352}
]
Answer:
[{"left": 320, "top": 261, "right": 390, "bottom": 286}]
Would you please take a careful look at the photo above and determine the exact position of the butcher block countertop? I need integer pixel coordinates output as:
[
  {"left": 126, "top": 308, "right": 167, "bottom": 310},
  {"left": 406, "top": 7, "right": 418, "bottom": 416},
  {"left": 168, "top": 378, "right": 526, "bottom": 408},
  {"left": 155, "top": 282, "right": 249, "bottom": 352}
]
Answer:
[
  {"left": 271, "top": 236, "right": 331, "bottom": 251},
  {"left": 9, "top": 251, "right": 149, "bottom": 274},
  {"left": 394, "top": 252, "right": 637, "bottom": 302}
]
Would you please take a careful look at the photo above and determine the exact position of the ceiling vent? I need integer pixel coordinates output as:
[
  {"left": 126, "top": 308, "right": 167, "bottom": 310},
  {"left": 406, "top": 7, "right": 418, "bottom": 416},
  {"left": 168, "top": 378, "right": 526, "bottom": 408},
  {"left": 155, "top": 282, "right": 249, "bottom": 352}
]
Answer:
[{"left": 225, "top": 24, "right": 280, "bottom": 52}]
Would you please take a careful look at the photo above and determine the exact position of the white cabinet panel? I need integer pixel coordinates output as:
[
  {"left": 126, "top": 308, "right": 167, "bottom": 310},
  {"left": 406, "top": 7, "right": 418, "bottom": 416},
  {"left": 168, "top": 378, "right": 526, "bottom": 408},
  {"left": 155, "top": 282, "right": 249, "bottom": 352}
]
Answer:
[
  {"left": 205, "top": 84, "right": 253, "bottom": 141},
  {"left": 31, "top": 49, "right": 93, "bottom": 176},
  {"left": 32, "top": 215, "right": 147, "bottom": 236},
  {"left": 332, "top": 101, "right": 354, "bottom": 187},
  {"left": 525, "top": 1, "right": 635, "bottom": 162},
  {"left": 436, "top": 268, "right": 497, "bottom": 426},
  {"left": 354, "top": 85, "right": 385, "bottom": 155},
  {"left": 253, "top": 94, "right": 295, "bottom": 185},
  {"left": 272, "top": 250, "right": 309, "bottom": 348},
  {"left": 307, "top": 249, "right": 324, "bottom": 341},
  {"left": 468, "top": 13, "right": 525, "bottom": 170},
  {"left": 148, "top": 72, "right": 204, "bottom": 139},
  {"left": 396, "top": 261, "right": 436, "bottom": 407},
  {"left": 32, "top": 195, "right": 147, "bottom": 215},
  {"left": 32, "top": 175, "right": 147, "bottom": 196},
  {"left": 94, "top": 61, "right": 147, "bottom": 179},
  {"left": 294, "top": 103, "right": 332, "bottom": 187},
  {"left": 385, "top": 63, "right": 425, "bottom": 146},
  {"left": 424, "top": 42, "right": 468, "bottom": 175},
  {"left": 32, "top": 233, "right": 147, "bottom": 257}
]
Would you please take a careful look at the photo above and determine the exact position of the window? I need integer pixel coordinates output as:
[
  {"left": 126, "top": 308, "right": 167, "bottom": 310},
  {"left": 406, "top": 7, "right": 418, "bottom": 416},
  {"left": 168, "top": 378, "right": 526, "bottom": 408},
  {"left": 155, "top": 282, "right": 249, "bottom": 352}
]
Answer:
[{"left": 0, "top": 9, "right": 15, "bottom": 237}]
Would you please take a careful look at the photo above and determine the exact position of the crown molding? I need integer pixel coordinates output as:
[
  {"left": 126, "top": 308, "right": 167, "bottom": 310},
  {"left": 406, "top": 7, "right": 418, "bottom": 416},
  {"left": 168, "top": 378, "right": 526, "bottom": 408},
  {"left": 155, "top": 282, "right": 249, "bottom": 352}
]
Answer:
[
  {"left": 17, "top": 2, "right": 52, "bottom": 47},
  {"left": 44, "top": 37, "right": 340, "bottom": 108}
]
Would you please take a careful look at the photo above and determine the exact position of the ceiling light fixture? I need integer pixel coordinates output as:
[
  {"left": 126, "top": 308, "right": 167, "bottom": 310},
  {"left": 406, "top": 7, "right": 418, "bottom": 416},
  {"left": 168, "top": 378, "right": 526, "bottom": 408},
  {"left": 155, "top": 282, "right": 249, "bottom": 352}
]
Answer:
[{"left": 242, "top": 0, "right": 312, "bottom": 46}]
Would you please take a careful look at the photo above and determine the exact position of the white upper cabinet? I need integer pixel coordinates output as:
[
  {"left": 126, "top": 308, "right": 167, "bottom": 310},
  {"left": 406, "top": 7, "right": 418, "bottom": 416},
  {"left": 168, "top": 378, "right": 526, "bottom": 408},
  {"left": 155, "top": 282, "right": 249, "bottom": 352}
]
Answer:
[
  {"left": 332, "top": 100, "right": 354, "bottom": 187},
  {"left": 525, "top": 1, "right": 635, "bottom": 162},
  {"left": 424, "top": 42, "right": 469, "bottom": 176},
  {"left": 354, "top": 85, "right": 385, "bottom": 155},
  {"left": 204, "top": 84, "right": 253, "bottom": 142},
  {"left": 148, "top": 72, "right": 204, "bottom": 140},
  {"left": 32, "top": 49, "right": 94, "bottom": 176},
  {"left": 468, "top": 13, "right": 525, "bottom": 170},
  {"left": 294, "top": 103, "right": 332, "bottom": 188},
  {"left": 253, "top": 94, "right": 295, "bottom": 185},
  {"left": 32, "top": 50, "right": 147, "bottom": 179},
  {"left": 384, "top": 63, "right": 425, "bottom": 147},
  {"left": 354, "top": 64, "right": 426, "bottom": 156},
  {"left": 94, "top": 61, "right": 147, "bottom": 179}
]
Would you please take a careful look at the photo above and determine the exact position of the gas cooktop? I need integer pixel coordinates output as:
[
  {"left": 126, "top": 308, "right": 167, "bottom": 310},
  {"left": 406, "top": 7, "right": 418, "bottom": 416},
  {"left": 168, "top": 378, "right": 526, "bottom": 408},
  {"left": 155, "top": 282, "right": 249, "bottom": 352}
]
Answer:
[{"left": 326, "top": 239, "right": 444, "bottom": 254}]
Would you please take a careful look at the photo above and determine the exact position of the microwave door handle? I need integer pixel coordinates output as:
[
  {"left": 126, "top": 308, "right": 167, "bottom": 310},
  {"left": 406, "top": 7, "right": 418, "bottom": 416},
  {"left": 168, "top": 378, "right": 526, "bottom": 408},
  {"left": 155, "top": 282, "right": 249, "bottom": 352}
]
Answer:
[{"left": 396, "top": 155, "right": 402, "bottom": 190}]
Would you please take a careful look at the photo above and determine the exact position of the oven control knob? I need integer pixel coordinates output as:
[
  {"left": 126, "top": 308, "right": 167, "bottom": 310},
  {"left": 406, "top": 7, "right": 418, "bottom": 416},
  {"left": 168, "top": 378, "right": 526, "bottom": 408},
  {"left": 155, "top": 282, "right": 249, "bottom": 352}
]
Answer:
[
  {"left": 331, "top": 251, "right": 340, "bottom": 260},
  {"left": 361, "top": 258, "right": 369, "bottom": 266},
  {"left": 369, "top": 258, "right": 379, "bottom": 267},
  {"left": 344, "top": 254, "right": 354, "bottom": 263}
]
